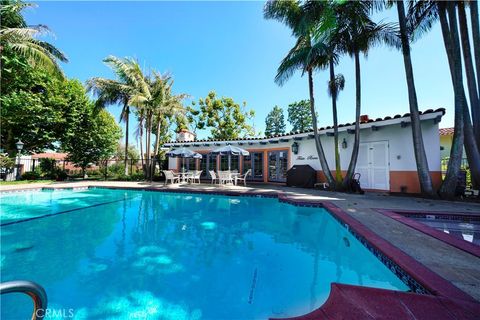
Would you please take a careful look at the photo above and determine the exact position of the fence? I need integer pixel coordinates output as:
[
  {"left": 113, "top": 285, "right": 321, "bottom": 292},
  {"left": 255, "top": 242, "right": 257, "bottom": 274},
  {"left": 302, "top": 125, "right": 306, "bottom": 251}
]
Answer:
[{"left": 1, "top": 158, "right": 169, "bottom": 181}]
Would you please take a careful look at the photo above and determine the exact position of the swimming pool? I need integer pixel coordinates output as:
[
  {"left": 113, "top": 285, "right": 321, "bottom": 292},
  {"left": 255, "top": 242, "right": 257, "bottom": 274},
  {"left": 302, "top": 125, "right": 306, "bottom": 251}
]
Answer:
[
  {"left": 413, "top": 217, "right": 480, "bottom": 245},
  {"left": 1, "top": 188, "right": 409, "bottom": 319}
]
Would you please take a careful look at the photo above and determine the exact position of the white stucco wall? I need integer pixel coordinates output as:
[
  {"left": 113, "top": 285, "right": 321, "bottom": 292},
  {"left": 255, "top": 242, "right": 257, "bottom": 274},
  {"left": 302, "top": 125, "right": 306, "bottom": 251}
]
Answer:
[{"left": 290, "top": 120, "right": 440, "bottom": 172}]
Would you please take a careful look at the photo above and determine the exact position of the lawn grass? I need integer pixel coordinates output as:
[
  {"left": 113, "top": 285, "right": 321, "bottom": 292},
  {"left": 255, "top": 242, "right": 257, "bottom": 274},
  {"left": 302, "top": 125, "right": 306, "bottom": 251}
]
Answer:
[{"left": 0, "top": 180, "right": 55, "bottom": 185}]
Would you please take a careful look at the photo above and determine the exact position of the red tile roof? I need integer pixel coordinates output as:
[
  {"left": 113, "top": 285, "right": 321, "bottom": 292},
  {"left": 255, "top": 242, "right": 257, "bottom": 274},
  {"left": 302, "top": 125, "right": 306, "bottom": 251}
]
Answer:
[
  {"left": 165, "top": 108, "right": 446, "bottom": 144},
  {"left": 31, "top": 152, "right": 68, "bottom": 160},
  {"left": 439, "top": 127, "right": 454, "bottom": 136}
]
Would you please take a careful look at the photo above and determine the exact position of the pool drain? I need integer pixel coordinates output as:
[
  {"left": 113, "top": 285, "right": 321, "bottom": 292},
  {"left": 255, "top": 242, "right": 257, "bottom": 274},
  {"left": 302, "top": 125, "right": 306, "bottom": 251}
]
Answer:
[{"left": 248, "top": 268, "right": 258, "bottom": 304}]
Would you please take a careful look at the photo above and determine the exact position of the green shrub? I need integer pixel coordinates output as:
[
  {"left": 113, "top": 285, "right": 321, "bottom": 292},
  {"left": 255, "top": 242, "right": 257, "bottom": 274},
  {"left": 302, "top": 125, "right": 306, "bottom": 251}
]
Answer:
[
  {"left": 39, "top": 158, "right": 56, "bottom": 177},
  {"left": 53, "top": 169, "right": 68, "bottom": 181},
  {"left": 0, "top": 155, "right": 15, "bottom": 170},
  {"left": 21, "top": 171, "right": 41, "bottom": 180},
  {"left": 107, "top": 162, "right": 125, "bottom": 176},
  {"left": 130, "top": 173, "right": 145, "bottom": 181}
]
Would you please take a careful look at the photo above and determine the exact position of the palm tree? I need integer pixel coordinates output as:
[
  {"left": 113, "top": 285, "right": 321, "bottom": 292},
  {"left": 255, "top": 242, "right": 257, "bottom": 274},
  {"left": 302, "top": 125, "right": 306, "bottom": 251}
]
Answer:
[
  {"left": 0, "top": 1, "right": 67, "bottom": 77},
  {"left": 86, "top": 56, "right": 147, "bottom": 175},
  {"left": 470, "top": 1, "right": 480, "bottom": 120},
  {"left": 458, "top": 1, "right": 480, "bottom": 147},
  {"left": 264, "top": 0, "right": 336, "bottom": 188},
  {"left": 394, "top": 0, "right": 436, "bottom": 197},
  {"left": 146, "top": 71, "right": 187, "bottom": 179},
  {"left": 333, "top": 1, "right": 398, "bottom": 191},
  {"left": 327, "top": 66, "right": 345, "bottom": 188},
  {"left": 409, "top": 0, "right": 480, "bottom": 198}
]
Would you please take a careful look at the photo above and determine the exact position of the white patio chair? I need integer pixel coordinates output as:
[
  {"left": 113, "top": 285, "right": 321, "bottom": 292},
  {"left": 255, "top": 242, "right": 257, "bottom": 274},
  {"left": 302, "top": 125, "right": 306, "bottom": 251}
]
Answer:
[
  {"left": 209, "top": 170, "right": 218, "bottom": 184},
  {"left": 163, "top": 170, "right": 179, "bottom": 185},
  {"left": 187, "top": 170, "right": 202, "bottom": 184},
  {"left": 235, "top": 169, "right": 251, "bottom": 187}
]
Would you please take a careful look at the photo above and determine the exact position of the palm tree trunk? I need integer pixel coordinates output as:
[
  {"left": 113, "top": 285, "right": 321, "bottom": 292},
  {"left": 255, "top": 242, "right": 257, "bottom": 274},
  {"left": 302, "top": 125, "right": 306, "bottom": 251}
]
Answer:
[
  {"left": 146, "top": 111, "right": 153, "bottom": 180},
  {"left": 397, "top": 0, "right": 435, "bottom": 197},
  {"left": 124, "top": 104, "right": 130, "bottom": 176},
  {"left": 330, "top": 58, "right": 342, "bottom": 188},
  {"left": 471, "top": 0, "right": 480, "bottom": 103},
  {"left": 458, "top": 1, "right": 480, "bottom": 147},
  {"left": 139, "top": 124, "right": 144, "bottom": 169},
  {"left": 439, "top": 3, "right": 465, "bottom": 199},
  {"left": 463, "top": 101, "right": 480, "bottom": 188},
  {"left": 308, "top": 68, "right": 335, "bottom": 187},
  {"left": 152, "top": 114, "right": 162, "bottom": 180},
  {"left": 343, "top": 49, "right": 361, "bottom": 191}
]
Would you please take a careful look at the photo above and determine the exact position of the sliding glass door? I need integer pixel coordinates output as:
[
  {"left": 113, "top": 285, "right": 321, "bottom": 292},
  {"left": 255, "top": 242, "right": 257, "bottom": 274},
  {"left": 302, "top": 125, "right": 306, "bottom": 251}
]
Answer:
[
  {"left": 268, "top": 150, "right": 288, "bottom": 182},
  {"left": 243, "top": 152, "right": 264, "bottom": 181},
  {"left": 199, "top": 154, "right": 216, "bottom": 178},
  {"left": 220, "top": 155, "right": 239, "bottom": 171}
]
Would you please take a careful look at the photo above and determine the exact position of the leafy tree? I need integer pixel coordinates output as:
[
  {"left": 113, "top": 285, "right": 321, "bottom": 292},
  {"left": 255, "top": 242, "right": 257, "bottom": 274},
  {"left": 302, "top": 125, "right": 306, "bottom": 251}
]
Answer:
[
  {"left": 64, "top": 108, "right": 122, "bottom": 177},
  {"left": 287, "top": 100, "right": 314, "bottom": 132},
  {"left": 115, "top": 143, "right": 140, "bottom": 161},
  {"left": 265, "top": 105, "right": 286, "bottom": 136},
  {"left": 0, "top": 0, "right": 67, "bottom": 78},
  {"left": 1, "top": 50, "right": 87, "bottom": 155},
  {"left": 192, "top": 91, "right": 255, "bottom": 139}
]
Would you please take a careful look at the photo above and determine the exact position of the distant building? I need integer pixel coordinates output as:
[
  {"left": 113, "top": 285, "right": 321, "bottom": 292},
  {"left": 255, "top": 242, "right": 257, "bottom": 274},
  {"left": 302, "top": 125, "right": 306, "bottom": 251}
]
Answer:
[
  {"left": 164, "top": 108, "right": 445, "bottom": 194},
  {"left": 439, "top": 127, "right": 454, "bottom": 160}
]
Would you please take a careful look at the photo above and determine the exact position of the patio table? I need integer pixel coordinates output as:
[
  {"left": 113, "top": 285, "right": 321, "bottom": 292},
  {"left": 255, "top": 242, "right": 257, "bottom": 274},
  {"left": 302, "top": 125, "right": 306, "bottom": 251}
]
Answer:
[{"left": 178, "top": 172, "right": 193, "bottom": 183}]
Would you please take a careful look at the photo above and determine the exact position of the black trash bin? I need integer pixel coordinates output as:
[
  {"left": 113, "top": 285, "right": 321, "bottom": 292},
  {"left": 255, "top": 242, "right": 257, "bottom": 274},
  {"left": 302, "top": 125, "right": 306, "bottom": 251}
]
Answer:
[{"left": 286, "top": 165, "right": 316, "bottom": 188}]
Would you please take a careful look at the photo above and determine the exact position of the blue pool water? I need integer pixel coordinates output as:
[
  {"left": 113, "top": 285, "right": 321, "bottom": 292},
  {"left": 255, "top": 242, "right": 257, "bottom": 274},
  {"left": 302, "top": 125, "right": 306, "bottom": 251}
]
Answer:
[{"left": 1, "top": 188, "right": 409, "bottom": 319}]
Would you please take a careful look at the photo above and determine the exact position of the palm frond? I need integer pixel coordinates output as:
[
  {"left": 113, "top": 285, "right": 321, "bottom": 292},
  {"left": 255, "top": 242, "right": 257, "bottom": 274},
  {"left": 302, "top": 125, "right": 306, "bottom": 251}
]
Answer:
[
  {"left": 8, "top": 41, "right": 64, "bottom": 77},
  {"left": 327, "top": 73, "right": 345, "bottom": 97},
  {"left": 407, "top": 0, "right": 438, "bottom": 42},
  {"left": 275, "top": 36, "right": 311, "bottom": 86},
  {"left": 264, "top": 0, "right": 303, "bottom": 35}
]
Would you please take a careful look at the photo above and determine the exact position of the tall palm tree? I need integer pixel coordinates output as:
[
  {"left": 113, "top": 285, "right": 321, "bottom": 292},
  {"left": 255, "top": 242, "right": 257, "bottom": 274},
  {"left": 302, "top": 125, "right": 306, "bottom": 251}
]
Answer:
[
  {"left": 333, "top": 1, "right": 399, "bottom": 191},
  {"left": 394, "top": 0, "right": 436, "bottom": 197},
  {"left": 0, "top": 1, "right": 67, "bottom": 78},
  {"left": 409, "top": 0, "right": 480, "bottom": 198},
  {"left": 146, "top": 71, "right": 187, "bottom": 179},
  {"left": 264, "top": 0, "right": 336, "bottom": 188},
  {"left": 327, "top": 66, "right": 345, "bottom": 188},
  {"left": 470, "top": 1, "right": 480, "bottom": 114},
  {"left": 86, "top": 56, "right": 147, "bottom": 175},
  {"left": 458, "top": 1, "right": 480, "bottom": 147}
]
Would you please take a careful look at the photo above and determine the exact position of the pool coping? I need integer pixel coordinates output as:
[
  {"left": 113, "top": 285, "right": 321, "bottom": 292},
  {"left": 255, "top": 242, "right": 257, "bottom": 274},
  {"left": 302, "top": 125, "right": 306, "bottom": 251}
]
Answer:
[
  {"left": 2, "top": 185, "right": 479, "bottom": 317},
  {"left": 376, "top": 209, "right": 480, "bottom": 259}
]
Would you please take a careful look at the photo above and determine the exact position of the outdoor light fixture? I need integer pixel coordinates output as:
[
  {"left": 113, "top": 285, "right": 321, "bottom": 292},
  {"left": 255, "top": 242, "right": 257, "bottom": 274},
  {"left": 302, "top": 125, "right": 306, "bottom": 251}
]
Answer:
[
  {"left": 16, "top": 140, "right": 24, "bottom": 152},
  {"left": 291, "top": 142, "right": 299, "bottom": 155},
  {"left": 342, "top": 138, "right": 347, "bottom": 149},
  {"left": 15, "top": 140, "right": 24, "bottom": 180}
]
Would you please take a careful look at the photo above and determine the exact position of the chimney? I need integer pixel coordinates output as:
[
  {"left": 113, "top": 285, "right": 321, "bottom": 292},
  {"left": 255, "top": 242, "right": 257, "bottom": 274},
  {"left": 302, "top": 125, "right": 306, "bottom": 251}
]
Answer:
[
  {"left": 176, "top": 129, "right": 196, "bottom": 142},
  {"left": 360, "top": 115, "right": 369, "bottom": 122}
]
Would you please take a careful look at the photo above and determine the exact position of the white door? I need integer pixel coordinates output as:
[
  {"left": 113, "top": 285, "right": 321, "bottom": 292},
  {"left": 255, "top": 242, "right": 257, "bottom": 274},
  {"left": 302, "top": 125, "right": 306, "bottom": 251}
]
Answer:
[{"left": 357, "top": 141, "right": 389, "bottom": 191}]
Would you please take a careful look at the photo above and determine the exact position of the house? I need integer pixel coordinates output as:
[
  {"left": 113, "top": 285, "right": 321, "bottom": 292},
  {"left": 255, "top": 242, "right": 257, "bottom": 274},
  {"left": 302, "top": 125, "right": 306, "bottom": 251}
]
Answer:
[
  {"left": 164, "top": 108, "right": 445, "bottom": 194},
  {"left": 439, "top": 127, "right": 454, "bottom": 160}
]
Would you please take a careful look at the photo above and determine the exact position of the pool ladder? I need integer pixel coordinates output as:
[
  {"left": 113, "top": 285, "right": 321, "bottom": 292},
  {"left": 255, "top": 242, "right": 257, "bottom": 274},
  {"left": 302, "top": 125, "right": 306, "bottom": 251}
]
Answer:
[{"left": 0, "top": 280, "right": 48, "bottom": 320}]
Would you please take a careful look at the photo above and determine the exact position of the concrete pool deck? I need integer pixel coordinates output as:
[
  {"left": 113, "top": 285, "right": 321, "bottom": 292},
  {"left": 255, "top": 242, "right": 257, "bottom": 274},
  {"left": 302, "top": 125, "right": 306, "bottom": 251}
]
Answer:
[{"left": 2, "top": 180, "right": 480, "bottom": 304}]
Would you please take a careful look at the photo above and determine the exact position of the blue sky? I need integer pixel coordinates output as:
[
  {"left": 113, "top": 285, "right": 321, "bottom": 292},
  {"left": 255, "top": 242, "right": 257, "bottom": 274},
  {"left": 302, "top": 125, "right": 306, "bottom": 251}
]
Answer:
[{"left": 25, "top": 1, "right": 453, "bottom": 145}]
